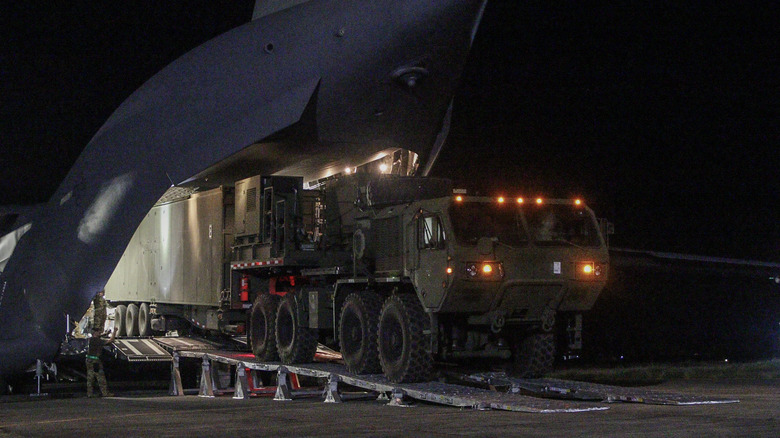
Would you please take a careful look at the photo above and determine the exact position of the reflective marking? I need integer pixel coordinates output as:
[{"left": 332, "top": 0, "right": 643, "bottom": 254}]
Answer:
[
  {"left": 145, "top": 340, "right": 169, "bottom": 356},
  {"left": 122, "top": 340, "right": 144, "bottom": 356}
]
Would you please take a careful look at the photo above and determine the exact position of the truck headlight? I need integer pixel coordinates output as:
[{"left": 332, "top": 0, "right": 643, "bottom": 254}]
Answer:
[
  {"left": 465, "top": 262, "right": 504, "bottom": 280},
  {"left": 576, "top": 262, "right": 604, "bottom": 280}
]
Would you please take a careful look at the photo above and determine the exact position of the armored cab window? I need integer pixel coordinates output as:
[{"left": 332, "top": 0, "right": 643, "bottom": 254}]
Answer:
[
  {"left": 449, "top": 203, "right": 527, "bottom": 247},
  {"left": 525, "top": 205, "right": 601, "bottom": 247},
  {"left": 418, "top": 215, "right": 446, "bottom": 250}
]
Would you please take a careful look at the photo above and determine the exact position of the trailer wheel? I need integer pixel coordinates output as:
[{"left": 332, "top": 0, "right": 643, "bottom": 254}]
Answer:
[
  {"left": 511, "top": 333, "right": 555, "bottom": 378},
  {"left": 138, "top": 303, "right": 152, "bottom": 337},
  {"left": 125, "top": 303, "right": 139, "bottom": 337},
  {"left": 377, "top": 294, "right": 432, "bottom": 383},
  {"left": 339, "top": 292, "right": 382, "bottom": 374},
  {"left": 115, "top": 305, "right": 127, "bottom": 337},
  {"left": 251, "top": 294, "right": 281, "bottom": 361},
  {"left": 275, "top": 293, "right": 317, "bottom": 364}
]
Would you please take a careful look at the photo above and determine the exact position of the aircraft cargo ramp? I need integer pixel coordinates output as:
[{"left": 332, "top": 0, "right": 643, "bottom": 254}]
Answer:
[
  {"left": 161, "top": 346, "right": 738, "bottom": 413},
  {"left": 104, "top": 336, "right": 738, "bottom": 412},
  {"left": 110, "top": 337, "right": 221, "bottom": 362}
]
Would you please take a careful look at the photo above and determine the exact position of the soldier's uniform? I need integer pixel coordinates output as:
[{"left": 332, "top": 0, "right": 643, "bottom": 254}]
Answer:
[
  {"left": 92, "top": 291, "right": 108, "bottom": 332},
  {"left": 86, "top": 330, "right": 113, "bottom": 397}
]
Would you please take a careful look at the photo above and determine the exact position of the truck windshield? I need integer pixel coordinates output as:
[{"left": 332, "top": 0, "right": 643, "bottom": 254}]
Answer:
[
  {"left": 449, "top": 202, "right": 527, "bottom": 246},
  {"left": 525, "top": 204, "right": 601, "bottom": 247}
]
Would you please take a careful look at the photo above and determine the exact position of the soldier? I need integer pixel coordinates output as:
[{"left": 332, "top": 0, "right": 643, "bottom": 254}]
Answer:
[
  {"left": 86, "top": 326, "right": 117, "bottom": 398},
  {"left": 92, "top": 289, "right": 108, "bottom": 333}
]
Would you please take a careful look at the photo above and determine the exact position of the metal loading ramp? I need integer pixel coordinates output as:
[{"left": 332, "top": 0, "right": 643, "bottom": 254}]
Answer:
[
  {"left": 515, "top": 378, "right": 740, "bottom": 405},
  {"left": 171, "top": 350, "right": 608, "bottom": 413},
  {"left": 152, "top": 336, "right": 222, "bottom": 353},
  {"left": 112, "top": 338, "right": 172, "bottom": 362},
  {"left": 169, "top": 350, "right": 740, "bottom": 412},
  {"left": 110, "top": 336, "right": 221, "bottom": 362},
  {"left": 454, "top": 373, "right": 740, "bottom": 405}
]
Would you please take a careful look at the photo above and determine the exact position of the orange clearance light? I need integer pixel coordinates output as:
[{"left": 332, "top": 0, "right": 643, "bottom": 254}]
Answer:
[
  {"left": 482, "top": 264, "right": 493, "bottom": 274},
  {"left": 446, "top": 267, "right": 453, "bottom": 275},
  {"left": 583, "top": 264, "right": 593, "bottom": 274},
  {"left": 536, "top": 198, "right": 543, "bottom": 204},
  {"left": 574, "top": 199, "right": 582, "bottom": 206},
  {"left": 517, "top": 197, "right": 524, "bottom": 204},
  {"left": 455, "top": 195, "right": 463, "bottom": 202},
  {"left": 497, "top": 196, "right": 505, "bottom": 203}
]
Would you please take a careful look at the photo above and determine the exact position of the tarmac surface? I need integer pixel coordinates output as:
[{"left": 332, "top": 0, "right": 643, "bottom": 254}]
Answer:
[{"left": 0, "top": 379, "right": 777, "bottom": 437}]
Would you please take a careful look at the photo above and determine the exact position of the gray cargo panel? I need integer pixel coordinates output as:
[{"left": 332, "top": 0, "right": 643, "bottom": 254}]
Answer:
[{"left": 105, "top": 188, "right": 228, "bottom": 306}]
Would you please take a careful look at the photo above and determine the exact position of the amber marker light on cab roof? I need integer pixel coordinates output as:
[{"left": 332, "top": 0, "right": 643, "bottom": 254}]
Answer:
[
  {"left": 517, "top": 197, "right": 524, "bottom": 204},
  {"left": 536, "top": 198, "right": 543, "bottom": 204},
  {"left": 497, "top": 196, "right": 505, "bottom": 203},
  {"left": 574, "top": 199, "right": 582, "bottom": 206},
  {"left": 455, "top": 195, "right": 463, "bottom": 202}
]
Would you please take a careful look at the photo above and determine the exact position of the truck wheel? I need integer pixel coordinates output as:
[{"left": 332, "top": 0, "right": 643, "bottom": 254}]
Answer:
[
  {"left": 115, "top": 305, "right": 127, "bottom": 337},
  {"left": 511, "top": 333, "right": 555, "bottom": 378},
  {"left": 275, "top": 293, "right": 317, "bottom": 364},
  {"left": 251, "top": 294, "right": 280, "bottom": 361},
  {"left": 125, "top": 303, "right": 139, "bottom": 337},
  {"left": 339, "top": 292, "right": 382, "bottom": 374},
  {"left": 138, "top": 303, "right": 151, "bottom": 337},
  {"left": 377, "top": 294, "right": 432, "bottom": 383}
]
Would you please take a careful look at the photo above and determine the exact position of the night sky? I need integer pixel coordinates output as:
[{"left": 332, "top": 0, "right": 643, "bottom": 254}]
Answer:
[{"left": 2, "top": 2, "right": 778, "bottom": 262}]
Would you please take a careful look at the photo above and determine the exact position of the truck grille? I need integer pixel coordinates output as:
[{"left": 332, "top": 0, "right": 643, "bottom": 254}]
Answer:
[{"left": 498, "top": 284, "right": 564, "bottom": 318}]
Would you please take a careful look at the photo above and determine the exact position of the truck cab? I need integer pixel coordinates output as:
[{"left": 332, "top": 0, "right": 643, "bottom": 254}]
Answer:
[
  {"left": 407, "top": 195, "right": 607, "bottom": 319},
  {"left": 343, "top": 181, "right": 608, "bottom": 379}
]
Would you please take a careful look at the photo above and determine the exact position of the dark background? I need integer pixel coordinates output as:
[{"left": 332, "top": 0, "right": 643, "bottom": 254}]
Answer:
[
  {"left": 1, "top": 2, "right": 778, "bottom": 361},
  {"left": 2, "top": 1, "right": 778, "bottom": 261}
]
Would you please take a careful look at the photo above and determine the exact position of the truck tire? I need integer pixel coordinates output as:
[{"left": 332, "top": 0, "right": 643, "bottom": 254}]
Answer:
[
  {"left": 377, "top": 294, "right": 432, "bottom": 383},
  {"left": 275, "top": 293, "right": 317, "bottom": 364},
  {"left": 339, "top": 292, "right": 382, "bottom": 374},
  {"left": 115, "top": 305, "right": 127, "bottom": 337},
  {"left": 138, "top": 303, "right": 152, "bottom": 337},
  {"left": 125, "top": 303, "right": 139, "bottom": 337},
  {"left": 511, "top": 333, "right": 555, "bottom": 378},
  {"left": 251, "top": 294, "right": 280, "bottom": 361}
]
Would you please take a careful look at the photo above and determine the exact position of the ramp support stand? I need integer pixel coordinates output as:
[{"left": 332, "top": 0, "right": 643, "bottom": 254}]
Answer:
[
  {"left": 169, "top": 353, "right": 184, "bottom": 396},
  {"left": 233, "top": 363, "right": 250, "bottom": 400},
  {"left": 274, "top": 367, "right": 294, "bottom": 401},
  {"left": 386, "top": 388, "right": 414, "bottom": 407},
  {"left": 198, "top": 356, "right": 215, "bottom": 398},
  {"left": 323, "top": 374, "right": 342, "bottom": 403}
]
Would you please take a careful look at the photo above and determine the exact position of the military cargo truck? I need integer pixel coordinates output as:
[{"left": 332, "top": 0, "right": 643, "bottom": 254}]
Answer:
[{"left": 105, "top": 172, "right": 608, "bottom": 382}]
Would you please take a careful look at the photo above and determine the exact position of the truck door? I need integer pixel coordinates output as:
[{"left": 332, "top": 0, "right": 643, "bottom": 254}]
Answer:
[{"left": 414, "top": 214, "right": 448, "bottom": 309}]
